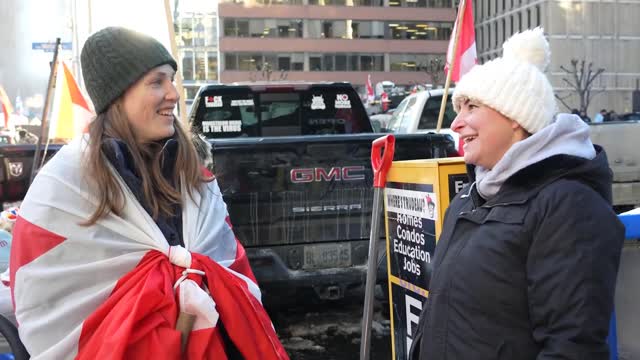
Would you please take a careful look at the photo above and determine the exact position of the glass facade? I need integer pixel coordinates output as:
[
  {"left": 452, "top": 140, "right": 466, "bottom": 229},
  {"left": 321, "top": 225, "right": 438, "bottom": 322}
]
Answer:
[
  {"left": 224, "top": 18, "right": 303, "bottom": 38},
  {"left": 224, "top": 18, "right": 453, "bottom": 40},
  {"left": 221, "top": 0, "right": 451, "bottom": 6},
  {"left": 388, "top": 0, "right": 452, "bottom": 8},
  {"left": 225, "top": 53, "right": 305, "bottom": 71},
  {"left": 389, "top": 54, "right": 445, "bottom": 71},
  {"left": 224, "top": 52, "right": 443, "bottom": 72},
  {"left": 175, "top": 10, "right": 219, "bottom": 86},
  {"left": 308, "top": 53, "right": 384, "bottom": 71}
]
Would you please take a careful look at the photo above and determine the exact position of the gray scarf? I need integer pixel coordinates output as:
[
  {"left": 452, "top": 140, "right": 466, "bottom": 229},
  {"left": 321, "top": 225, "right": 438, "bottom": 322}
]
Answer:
[{"left": 475, "top": 113, "right": 596, "bottom": 200}]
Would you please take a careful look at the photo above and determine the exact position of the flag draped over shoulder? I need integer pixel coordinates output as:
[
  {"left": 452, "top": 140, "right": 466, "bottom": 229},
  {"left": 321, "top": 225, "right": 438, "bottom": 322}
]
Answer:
[
  {"left": 10, "top": 137, "right": 289, "bottom": 360},
  {"left": 445, "top": 0, "right": 477, "bottom": 82},
  {"left": 48, "top": 61, "right": 93, "bottom": 140}
]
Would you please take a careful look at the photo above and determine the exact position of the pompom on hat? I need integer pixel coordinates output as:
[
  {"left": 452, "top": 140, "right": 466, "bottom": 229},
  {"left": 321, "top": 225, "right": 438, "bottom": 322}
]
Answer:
[{"left": 452, "top": 27, "right": 558, "bottom": 134}]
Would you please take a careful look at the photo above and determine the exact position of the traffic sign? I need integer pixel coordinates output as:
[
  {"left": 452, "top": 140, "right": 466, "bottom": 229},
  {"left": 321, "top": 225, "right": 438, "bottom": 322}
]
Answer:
[{"left": 32, "top": 42, "right": 72, "bottom": 52}]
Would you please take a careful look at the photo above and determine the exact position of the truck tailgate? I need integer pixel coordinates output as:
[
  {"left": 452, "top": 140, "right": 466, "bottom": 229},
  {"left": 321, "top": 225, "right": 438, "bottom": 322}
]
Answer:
[{"left": 210, "top": 133, "right": 455, "bottom": 247}]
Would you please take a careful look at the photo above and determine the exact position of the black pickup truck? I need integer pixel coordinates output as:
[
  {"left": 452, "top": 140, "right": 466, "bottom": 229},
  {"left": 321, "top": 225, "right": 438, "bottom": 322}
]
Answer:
[
  {"left": 0, "top": 82, "right": 457, "bottom": 305},
  {"left": 188, "top": 82, "right": 457, "bottom": 304}
]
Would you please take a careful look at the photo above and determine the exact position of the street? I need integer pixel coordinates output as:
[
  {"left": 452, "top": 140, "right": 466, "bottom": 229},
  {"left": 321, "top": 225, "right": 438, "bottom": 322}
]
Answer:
[{"left": 273, "top": 288, "right": 392, "bottom": 360}]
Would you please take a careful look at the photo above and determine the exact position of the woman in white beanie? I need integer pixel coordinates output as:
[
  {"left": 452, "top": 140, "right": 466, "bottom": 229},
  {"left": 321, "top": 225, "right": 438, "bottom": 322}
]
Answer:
[{"left": 410, "top": 28, "right": 624, "bottom": 359}]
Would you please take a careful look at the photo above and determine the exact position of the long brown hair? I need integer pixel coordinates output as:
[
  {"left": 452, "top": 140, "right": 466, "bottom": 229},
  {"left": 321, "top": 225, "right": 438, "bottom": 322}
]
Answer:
[{"left": 83, "top": 100, "right": 211, "bottom": 225}]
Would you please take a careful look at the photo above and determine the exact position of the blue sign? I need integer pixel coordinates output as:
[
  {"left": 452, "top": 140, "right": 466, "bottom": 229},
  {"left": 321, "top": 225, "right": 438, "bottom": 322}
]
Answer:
[{"left": 31, "top": 42, "right": 72, "bottom": 52}]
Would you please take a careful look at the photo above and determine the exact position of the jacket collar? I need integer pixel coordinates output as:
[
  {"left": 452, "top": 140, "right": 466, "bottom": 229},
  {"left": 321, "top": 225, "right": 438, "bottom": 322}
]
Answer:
[
  {"left": 103, "top": 136, "right": 179, "bottom": 180},
  {"left": 464, "top": 145, "right": 607, "bottom": 208}
]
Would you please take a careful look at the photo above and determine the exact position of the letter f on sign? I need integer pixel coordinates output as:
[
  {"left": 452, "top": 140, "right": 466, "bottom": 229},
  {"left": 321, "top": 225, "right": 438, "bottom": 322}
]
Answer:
[{"left": 405, "top": 294, "right": 422, "bottom": 354}]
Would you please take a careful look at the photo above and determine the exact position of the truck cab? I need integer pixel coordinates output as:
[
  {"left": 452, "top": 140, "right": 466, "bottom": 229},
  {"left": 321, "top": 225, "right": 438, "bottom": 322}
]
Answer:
[{"left": 384, "top": 89, "right": 461, "bottom": 154}]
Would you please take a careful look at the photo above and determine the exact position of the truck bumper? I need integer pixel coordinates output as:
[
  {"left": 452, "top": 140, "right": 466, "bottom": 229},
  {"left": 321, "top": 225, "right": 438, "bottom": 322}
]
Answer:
[
  {"left": 613, "top": 182, "right": 640, "bottom": 207},
  {"left": 246, "top": 243, "right": 387, "bottom": 304}
]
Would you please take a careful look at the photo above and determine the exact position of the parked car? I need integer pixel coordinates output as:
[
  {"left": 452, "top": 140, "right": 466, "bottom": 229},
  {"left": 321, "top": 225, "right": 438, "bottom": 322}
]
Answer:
[
  {"left": 618, "top": 112, "right": 640, "bottom": 121},
  {"left": 370, "top": 107, "right": 396, "bottom": 132},
  {"left": 384, "top": 88, "right": 462, "bottom": 154}
]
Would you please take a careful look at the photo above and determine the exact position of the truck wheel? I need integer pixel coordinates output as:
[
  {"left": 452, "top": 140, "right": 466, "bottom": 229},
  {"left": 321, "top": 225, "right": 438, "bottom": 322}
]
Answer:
[{"left": 0, "top": 314, "right": 29, "bottom": 359}]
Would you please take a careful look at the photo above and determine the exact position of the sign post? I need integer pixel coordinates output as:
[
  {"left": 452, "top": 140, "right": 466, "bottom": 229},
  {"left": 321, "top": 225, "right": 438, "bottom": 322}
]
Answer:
[{"left": 383, "top": 157, "right": 467, "bottom": 359}]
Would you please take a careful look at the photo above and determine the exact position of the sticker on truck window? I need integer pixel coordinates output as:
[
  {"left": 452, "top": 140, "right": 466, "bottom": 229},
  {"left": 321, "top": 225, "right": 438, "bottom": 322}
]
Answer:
[
  {"left": 202, "top": 120, "right": 242, "bottom": 133},
  {"left": 311, "top": 95, "right": 326, "bottom": 110},
  {"left": 205, "top": 96, "right": 223, "bottom": 108},
  {"left": 230, "top": 99, "right": 254, "bottom": 107},
  {"left": 335, "top": 94, "right": 351, "bottom": 109}
]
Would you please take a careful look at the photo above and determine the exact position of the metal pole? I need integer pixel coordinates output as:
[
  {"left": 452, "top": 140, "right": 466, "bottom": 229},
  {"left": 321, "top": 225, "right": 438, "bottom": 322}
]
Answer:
[
  {"left": 30, "top": 38, "right": 61, "bottom": 186},
  {"left": 360, "top": 134, "right": 395, "bottom": 360},
  {"left": 164, "top": 0, "right": 189, "bottom": 123},
  {"left": 436, "top": 0, "right": 467, "bottom": 133},
  {"left": 360, "top": 188, "right": 384, "bottom": 360}
]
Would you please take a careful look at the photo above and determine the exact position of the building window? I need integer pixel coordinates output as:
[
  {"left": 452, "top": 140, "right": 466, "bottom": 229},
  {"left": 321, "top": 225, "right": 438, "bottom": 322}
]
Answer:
[
  {"left": 502, "top": 18, "right": 505, "bottom": 44},
  {"left": 518, "top": 12, "right": 522, "bottom": 32},
  {"left": 389, "top": 54, "right": 445, "bottom": 71},
  {"left": 536, "top": 5, "right": 541, "bottom": 26},
  {"left": 510, "top": 15, "right": 514, "bottom": 34},
  {"left": 388, "top": 0, "right": 452, "bottom": 8},
  {"left": 527, "top": 8, "right": 531, "bottom": 28},
  {"left": 308, "top": 0, "right": 385, "bottom": 5},
  {"left": 225, "top": 53, "right": 237, "bottom": 71},
  {"left": 195, "top": 52, "right": 206, "bottom": 80},
  {"left": 220, "top": 0, "right": 303, "bottom": 4},
  {"left": 223, "top": 18, "right": 302, "bottom": 38},
  {"left": 387, "top": 21, "right": 453, "bottom": 40},
  {"left": 208, "top": 53, "right": 218, "bottom": 80},
  {"left": 238, "top": 53, "right": 261, "bottom": 71},
  {"left": 183, "top": 51, "right": 194, "bottom": 80}
]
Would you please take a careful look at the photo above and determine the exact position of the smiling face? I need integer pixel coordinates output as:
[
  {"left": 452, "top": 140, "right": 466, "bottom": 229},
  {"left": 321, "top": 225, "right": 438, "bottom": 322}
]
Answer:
[
  {"left": 121, "top": 64, "right": 178, "bottom": 143},
  {"left": 451, "top": 98, "right": 529, "bottom": 169}
]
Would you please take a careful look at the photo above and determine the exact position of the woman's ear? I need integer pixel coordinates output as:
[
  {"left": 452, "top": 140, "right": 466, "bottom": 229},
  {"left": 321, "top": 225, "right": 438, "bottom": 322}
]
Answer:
[{"left": 511, "top": 120, "right": 530, "bottom": 140}]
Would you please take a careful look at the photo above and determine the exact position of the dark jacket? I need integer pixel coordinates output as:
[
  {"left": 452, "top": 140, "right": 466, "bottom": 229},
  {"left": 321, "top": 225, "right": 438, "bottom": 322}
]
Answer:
[{"left": 411, "top": 146, "right": 624, "bottom": 360}]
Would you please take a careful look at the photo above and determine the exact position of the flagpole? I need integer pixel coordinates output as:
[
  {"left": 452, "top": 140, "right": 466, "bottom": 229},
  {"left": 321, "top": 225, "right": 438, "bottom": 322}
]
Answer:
[
  {"left": 164, "top": 0, "right": 188, "bottom": 124},
  {"left": 436, "top": 0, "right": 467, "bottom": 133},
  {"left": 30, "top": 38, "right": 61, "bottom": 186}
]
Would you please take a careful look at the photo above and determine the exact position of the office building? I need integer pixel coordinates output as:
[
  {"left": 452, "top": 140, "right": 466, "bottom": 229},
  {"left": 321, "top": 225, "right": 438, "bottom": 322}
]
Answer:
[{"left": 475, "top": 0, "right": 640, "bottom": 114}]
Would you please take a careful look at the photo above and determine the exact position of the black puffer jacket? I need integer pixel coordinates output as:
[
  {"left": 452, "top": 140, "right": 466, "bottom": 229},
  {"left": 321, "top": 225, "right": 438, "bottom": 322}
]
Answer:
[{"left": 411, "top": 146, "right": 624, "bottom": 360}]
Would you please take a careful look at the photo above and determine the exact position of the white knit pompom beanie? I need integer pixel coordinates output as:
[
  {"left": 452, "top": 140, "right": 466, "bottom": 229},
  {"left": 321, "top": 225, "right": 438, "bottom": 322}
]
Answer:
[{"left": 452, "top": 27, "right": 558, "bottom": 134}]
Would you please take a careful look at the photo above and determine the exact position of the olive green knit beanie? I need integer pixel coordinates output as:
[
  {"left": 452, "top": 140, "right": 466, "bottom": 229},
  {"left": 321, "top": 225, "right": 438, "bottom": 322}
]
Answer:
[{"left": 80, "top": 27, "right": 177, "bottom": 114}]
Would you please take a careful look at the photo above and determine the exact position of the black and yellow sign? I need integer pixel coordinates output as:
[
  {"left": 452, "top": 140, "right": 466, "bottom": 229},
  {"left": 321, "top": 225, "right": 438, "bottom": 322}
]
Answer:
[{"left": 384, "top": 158, "right": 467, "bottom": 360}]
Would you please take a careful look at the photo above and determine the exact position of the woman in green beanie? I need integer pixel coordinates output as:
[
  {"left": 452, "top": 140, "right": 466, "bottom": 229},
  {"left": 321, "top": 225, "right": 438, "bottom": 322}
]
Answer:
[{"left": 10, "top": 27, "right": 289, "bottom": 359}]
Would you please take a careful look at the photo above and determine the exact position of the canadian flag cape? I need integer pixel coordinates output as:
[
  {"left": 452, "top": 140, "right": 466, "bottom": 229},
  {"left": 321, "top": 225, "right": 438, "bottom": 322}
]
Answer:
[{"left": 10, "top": 137, "right": 289, "bottom": 359}]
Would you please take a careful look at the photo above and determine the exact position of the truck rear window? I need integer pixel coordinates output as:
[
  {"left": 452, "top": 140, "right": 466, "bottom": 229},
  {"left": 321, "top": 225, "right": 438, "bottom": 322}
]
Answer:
[{"left": 192, "top": 86, "right": 371, "bottom": 137}]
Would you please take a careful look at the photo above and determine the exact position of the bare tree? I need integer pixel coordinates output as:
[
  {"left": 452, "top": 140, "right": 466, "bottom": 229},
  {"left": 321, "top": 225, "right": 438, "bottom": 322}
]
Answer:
[
  {"left": 555, "top": 59, "right": 605, "bottom": 113},
  {"left": 421, "top": 57, "right": 445, "bottom": 87},
  {"left": 249, "top": 62, "right": 288, "bottom": 82}
]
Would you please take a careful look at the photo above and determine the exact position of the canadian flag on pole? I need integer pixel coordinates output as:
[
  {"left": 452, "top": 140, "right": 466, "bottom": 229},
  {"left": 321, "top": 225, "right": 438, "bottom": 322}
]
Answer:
[
  {"left": 445, "top": 0, "right": 478, "bottom": 82},
  {"left": 48, "top": 61, "right": 94, "bottom": 140},
  {"left": 0, "top": 86, "right": 14, "bottom": 129},
  {"left": 366, "top": 74, "right": 375, "bottom": 104}
]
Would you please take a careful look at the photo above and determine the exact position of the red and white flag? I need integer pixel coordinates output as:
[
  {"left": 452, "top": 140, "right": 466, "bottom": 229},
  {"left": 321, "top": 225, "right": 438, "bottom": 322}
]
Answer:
[
  {"left": 445, "top": 0, "right": 477, "bottom": 82},
  {"left": 10, "top": 138, "right": 289, "bottom": 359},
  {"left": 49, "top": 61, "right": 94, "bottom": 140},
  {"left": 366, "top": 74, "right": 375, "bottom": 104},
  {"left": 0, "top": 86, "right": 13, "bottom": 129}
]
